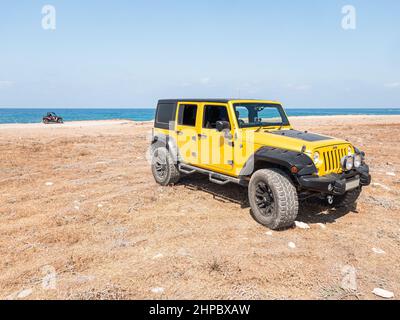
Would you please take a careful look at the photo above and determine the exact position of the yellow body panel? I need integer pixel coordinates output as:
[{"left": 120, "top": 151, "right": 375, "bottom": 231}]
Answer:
[{"left": 154, "top": 100, "right": 354, "bottom": 177}]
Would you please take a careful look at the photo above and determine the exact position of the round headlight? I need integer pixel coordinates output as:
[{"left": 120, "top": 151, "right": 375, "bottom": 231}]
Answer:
[
  {"left": 313, "top": 152, "right": 320, "bottom": 164},
  {"left": 345, "top": 156, "right": 354, "bottom": 171},
  {"left": 348, "top": 146, "right": 353, "bottom": 156},
  {"left": 354, "top": 154, "right": 362, "bottom": 168}
]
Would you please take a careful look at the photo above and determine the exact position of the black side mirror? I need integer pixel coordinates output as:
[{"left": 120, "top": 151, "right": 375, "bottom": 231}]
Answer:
[{"left": 216, "top": 121, "right": 231, "bottom": 132}]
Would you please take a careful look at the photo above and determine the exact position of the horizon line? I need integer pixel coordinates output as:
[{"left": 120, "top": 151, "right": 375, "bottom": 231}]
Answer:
[{"left": 1, "top": 106, "right": 400, "bottom": 110}]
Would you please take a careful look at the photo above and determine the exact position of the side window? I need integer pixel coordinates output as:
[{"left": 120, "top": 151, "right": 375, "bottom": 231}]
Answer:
[
  {"left": 156, "top": 103, "right": 176, "bottom": 126},
  {"left": 178, "top": 104, "right": 198, "bottom": 127},
  {"left": 203, "top": 105, "right": 230, "bottom": 129},
  {"left": 235, "top": 106, "right": 248, "bottom": 125}
]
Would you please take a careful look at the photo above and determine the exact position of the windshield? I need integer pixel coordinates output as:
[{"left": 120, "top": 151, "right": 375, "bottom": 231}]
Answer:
[{"left": 233, "top": 103, "right": 289, "bottom": 128}]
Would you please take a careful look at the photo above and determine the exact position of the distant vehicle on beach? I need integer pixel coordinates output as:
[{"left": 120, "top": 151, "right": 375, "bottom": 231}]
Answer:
[{"left": 42, "top": 112, "right": 63, "bottom": 124}]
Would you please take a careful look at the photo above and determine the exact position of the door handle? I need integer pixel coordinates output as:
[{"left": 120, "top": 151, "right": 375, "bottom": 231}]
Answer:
[
  {"left": 198, "top": 134, "right": 207, "bottom": 139},
  {"left": 176, "top": 130, "right": 184, "bottom": 136}
]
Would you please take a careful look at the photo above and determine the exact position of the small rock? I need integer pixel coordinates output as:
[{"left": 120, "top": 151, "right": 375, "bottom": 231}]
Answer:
[
  {"left": 74, "top": 206, "right": 80, "bottom": 211},
  {"left": 17, "top": 288, "right": 33, "bottom": 299},
  {"left": 288, "top": 242, "right": 296, "bottom": 249},
  {"left": 265, "top": 231, "right": 273, "bottom": 236},
  {"left": 317, "top": 223, "right": 327, "bottom": 229},
  {"left": 97, "top": 204, "right": 103, "bottom": 208},
  {"left": 372, "top": 288, "right": 394, "bottom": 299},
  {"left": 386, "top": 172, "right": 396, "bottom": 177},
  {"left": 45, "top": 182, "right": 53, "bottom": 186},
  {"left": 372, "top": 248, "right": 385, "bottom": 254},
  {"left": 341, "top": 265, "right": 357, "bottom": 292},
  {"left": 151, "top": 287, "right": 165, "bottom": 294},
  {"left": 295, "top": 221, "right": 310, "bottom": 229},
  {"left": 152, "top": 253, "right": 164, "bottom": 260}
]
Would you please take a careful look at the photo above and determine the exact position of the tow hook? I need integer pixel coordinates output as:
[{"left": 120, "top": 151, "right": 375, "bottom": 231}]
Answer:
[{"left": 327, "top": 195, "right": 334, "bottom": 205}]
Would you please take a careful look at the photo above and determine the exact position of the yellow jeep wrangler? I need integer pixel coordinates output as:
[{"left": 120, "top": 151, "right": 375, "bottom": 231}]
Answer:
[{"left": 150, "top": 99, "right": 371, "bottom": 230}]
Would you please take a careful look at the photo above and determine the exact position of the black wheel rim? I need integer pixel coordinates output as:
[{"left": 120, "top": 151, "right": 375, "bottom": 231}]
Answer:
[
  {"left": 153, "top": 150, "right": 167, "bottom": 180},
  {"left": 255, "top": 182, "right": 275, "bottom": 217}
]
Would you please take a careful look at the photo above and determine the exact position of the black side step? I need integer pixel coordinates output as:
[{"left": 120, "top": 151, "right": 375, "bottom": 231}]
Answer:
[
  {"left": 209, "top": 174, "right": 231, "bottom": 185},
  {"left": 178, "top": 163, "right": 244, "bottom": 186},
  {"left": 178, "top": 164, "right": 196, "bottom": 175}
]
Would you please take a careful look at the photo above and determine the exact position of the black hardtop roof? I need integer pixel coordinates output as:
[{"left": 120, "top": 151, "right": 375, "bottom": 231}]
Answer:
[
  {"left": 157, "top": 99, "right": 281, "bottom": 104},
  {"left": 158, "top": 99, "right": 230, "bottom": 104}
]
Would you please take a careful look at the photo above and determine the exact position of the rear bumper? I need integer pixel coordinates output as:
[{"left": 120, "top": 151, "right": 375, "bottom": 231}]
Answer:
[{"left": 298, "top": 164, "right": 371, "bottom": 195}]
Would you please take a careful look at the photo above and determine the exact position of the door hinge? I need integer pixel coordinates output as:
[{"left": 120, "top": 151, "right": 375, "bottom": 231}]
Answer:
[{"left": 227, "top": 160, "right": 234, "bottom": 166}]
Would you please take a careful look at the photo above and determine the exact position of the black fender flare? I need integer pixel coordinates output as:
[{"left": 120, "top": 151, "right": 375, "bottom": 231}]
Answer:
[{"left": 239, "top": 146, "right": 317, "bottom": 177}]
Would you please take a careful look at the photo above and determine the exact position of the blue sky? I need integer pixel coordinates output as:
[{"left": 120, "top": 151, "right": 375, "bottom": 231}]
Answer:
[{"left": 0, "top": 0, "right": 399, "bottom": 108}]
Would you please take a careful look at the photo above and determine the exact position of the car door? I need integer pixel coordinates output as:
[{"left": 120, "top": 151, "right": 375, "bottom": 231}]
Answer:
[
  {"left": 198, "top": 103, "right": 235, "bottom": 175},
  {"left": 175, "top": 102, "right": 200, "bottom": 165}
]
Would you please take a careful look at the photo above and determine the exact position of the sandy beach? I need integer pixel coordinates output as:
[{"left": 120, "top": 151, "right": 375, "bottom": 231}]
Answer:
[{"left": 1, "top": 115, "right": 399, "bottom": 300}]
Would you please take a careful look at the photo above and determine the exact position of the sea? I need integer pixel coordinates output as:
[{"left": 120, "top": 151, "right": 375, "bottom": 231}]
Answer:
[{"left": 0, "top": 108, "right": 400, "bottom": 124}]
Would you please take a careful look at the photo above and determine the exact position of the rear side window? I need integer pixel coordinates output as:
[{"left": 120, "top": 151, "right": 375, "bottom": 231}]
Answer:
[
  {"left": 203, "top": 105, "right": 230, "bottom": 129},
  {"left": 178, "top": 104, "right": 198, "bottom": 127},
  {"left": 155, "top": 102, "right": 177, "bottom": 129}
]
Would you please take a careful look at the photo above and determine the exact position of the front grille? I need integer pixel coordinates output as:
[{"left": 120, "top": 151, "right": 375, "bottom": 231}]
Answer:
[{"left": 322, "top": 147, "right": 348, "bottom": 173}]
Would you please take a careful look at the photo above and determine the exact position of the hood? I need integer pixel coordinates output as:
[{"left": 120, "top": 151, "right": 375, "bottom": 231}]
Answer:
[
  {"left": 270, "top": 129, "right": 331, "bottom": 142},
  {"left": 252, "top": 129, "right": 349, "bottom": 152}
]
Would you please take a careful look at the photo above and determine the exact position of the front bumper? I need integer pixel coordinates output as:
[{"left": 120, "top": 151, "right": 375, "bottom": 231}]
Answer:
[{"left": 298, "top": 164, "right": 371, "bottom": 195}]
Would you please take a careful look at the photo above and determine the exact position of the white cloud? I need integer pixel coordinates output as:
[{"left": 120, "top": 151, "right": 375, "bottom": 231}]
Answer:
[
  {"left": 0, "top": 81, "right": 14, "bottom": 88},
  {"left": 384, "top": 82, "right": 400, "bottom": 88}
]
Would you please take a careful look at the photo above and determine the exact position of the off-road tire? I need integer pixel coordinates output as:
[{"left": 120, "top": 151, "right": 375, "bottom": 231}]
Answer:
[
  {"left": 151, "top": 146, "right": 180, "bottom": 186},
  {"left": 43, "top": 119, "right": 49, "bottom": 124},
  {"left": 248, "top": 168, "right": 299, "bottom": 230},
  {"left": 333, "top": 187, "right": 362, "bottom": 208}
]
